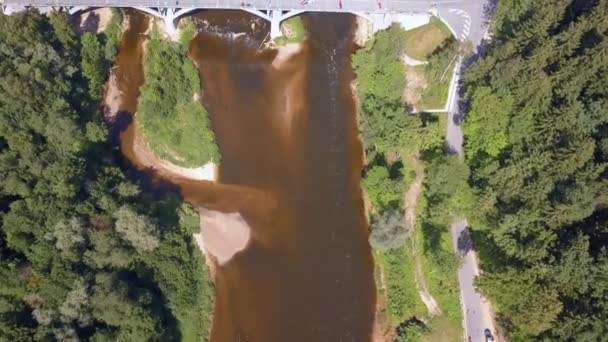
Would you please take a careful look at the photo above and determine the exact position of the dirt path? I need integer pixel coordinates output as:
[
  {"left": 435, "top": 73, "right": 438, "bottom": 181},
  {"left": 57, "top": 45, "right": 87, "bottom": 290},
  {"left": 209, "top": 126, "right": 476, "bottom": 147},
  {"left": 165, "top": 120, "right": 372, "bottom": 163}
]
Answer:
[
  {"left": 403, "top": 66, "right": 427, "bottom": 112},
  {"left": 402, "top": 53, "right": 429, "bottom": 66},
  {"left": 404, "top": 153, "right": 442, "bottom": 317}
]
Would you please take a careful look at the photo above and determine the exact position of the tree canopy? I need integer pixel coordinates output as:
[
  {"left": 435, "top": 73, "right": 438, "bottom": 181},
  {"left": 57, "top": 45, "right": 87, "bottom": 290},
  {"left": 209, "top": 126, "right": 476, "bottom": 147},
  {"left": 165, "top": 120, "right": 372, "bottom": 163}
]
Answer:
[
  {"left": 463, "top": 0, "right": 608, "bottom": 339},
  {"left": 0, "top": 11, "right": 213, "bottom": 340}
]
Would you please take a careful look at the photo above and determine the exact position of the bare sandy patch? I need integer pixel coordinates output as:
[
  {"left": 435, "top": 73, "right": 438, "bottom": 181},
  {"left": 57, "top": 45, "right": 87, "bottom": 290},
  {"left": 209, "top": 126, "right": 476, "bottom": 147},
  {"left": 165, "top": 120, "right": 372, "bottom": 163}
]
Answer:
[
  {"left": 403, "top": 66, "right": 427, "bottom": 112},
  {"left": 103, "top": 72, "right": 121, "bottom": 120},
  {"left": 354, "top": 16, "right": 372, "bottom": 47},
  {"left": 402, "top": 53, "right": 429, "bottom": 66},
  {"left": 75, "top": 8, "right": 112, "bottom": 35},
  {"left": 270, "top": 43, "right": 306, "bottom": 137},
  {"left": 198, "top": 208, "right": 251, "bottom": 265},
  {"left": 152, "top": 17, "right": 182, "bottom": 42},
  {"left": 372, "top": 265, "right": 397, "bottom": 342},
  {"left": 272, "top": 43, "right": 303, "bottom": 69}
]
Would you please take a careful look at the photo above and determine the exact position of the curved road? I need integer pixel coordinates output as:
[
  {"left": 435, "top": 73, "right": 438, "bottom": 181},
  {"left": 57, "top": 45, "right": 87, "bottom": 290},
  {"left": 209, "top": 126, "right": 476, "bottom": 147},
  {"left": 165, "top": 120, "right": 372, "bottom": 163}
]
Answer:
[{"left": 443, "top": 1, "right": 498, "bottom": 341}]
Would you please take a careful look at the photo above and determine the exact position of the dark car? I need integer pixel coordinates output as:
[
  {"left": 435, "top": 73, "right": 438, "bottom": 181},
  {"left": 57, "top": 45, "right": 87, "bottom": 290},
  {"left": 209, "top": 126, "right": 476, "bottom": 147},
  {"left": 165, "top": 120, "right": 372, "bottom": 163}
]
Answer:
[{"left": 484, "top": 328, "right": 494, "bottom": 342}]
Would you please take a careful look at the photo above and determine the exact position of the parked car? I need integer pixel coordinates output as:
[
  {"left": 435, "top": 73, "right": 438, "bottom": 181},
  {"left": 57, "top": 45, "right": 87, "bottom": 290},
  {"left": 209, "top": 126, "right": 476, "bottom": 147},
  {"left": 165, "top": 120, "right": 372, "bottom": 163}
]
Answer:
[{"left": 484, "top": 328, "right": 494, "bottom": 342}]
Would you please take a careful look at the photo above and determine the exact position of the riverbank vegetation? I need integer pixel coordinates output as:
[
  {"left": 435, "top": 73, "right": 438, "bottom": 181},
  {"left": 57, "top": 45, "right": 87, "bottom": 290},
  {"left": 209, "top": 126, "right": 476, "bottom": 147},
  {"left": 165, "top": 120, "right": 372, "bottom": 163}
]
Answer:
[
  {"left": 0, "top": 11, "right": 213, "bottom": 340},
  {"left": 79, "top": 9, "right": 123, "bottom": 99},
  {"left": 102, "top": 9, "right": 123, "bottom": 61},
  {"left": 353, "top": 24, "right": 463, "bottom": 340},
  {"left": 138, "top": 22, "right": 219, "bottom": 167},
  {"left": 275, "top": 16, "right": 306, "bottom": 45},
  {"left": 462, "top": 0, "right": 608, "bottom": 340}
]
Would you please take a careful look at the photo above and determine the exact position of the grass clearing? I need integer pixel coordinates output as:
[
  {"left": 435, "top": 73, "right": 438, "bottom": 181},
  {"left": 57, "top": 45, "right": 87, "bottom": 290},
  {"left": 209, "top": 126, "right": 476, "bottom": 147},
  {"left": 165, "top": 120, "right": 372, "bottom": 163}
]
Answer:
[
  {"left": 420, "top": 315, "right": 463, "bottom": 342},
  {"left": 374, "top": 247, "right": 427, "bottom": 325},
  {"left": 416, "top": 41, "right": 458, "bottom": 110},
  {"left": 437, "top": 112, "right": 447, "bottom": 139},
  {"left": 402, "top": 16, "right": 457, "bottom": 110},
  {"left": 419, "top": 68, "right": 451, "bottom": 109},
  {"left": 406, "top": 183, "right": 462, "bottom": 341},
  {"left": 403, "top": 16, "right": 453, "bottom": 60},
  {"left": 275, "top": 16, "right": 306, "bottom": 45},
  {"left": 418, "top": 216, "right": 462, "bottom": 321}
]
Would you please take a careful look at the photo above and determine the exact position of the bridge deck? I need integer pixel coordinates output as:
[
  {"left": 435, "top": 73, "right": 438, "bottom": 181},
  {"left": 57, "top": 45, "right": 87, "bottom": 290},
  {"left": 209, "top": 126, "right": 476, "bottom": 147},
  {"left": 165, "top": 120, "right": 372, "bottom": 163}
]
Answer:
[{"left": 3, "top": 0, "right": 442, "bottom": 13}]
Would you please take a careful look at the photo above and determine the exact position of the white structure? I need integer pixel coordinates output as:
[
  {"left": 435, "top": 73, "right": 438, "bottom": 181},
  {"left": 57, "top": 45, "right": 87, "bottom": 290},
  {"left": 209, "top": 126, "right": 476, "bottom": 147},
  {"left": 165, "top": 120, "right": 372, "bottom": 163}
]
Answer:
[{"left": 2, "top": 1, "right": 433, "bottom": 39}]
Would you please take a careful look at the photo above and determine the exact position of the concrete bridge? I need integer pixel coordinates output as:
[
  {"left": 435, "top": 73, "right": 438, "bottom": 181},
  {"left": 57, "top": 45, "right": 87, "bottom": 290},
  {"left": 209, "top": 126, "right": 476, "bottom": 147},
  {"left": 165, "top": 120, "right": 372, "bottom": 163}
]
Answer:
[{"left": 1, "top": 0, "right": 452, "bottom": 38}]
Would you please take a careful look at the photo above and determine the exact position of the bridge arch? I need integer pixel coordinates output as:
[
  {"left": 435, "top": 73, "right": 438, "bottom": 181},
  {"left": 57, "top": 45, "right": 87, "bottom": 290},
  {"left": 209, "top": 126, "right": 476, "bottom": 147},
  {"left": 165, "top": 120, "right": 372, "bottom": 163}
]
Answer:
[{"left": 7, "top": 5, "right": 379, "bottom": 41}]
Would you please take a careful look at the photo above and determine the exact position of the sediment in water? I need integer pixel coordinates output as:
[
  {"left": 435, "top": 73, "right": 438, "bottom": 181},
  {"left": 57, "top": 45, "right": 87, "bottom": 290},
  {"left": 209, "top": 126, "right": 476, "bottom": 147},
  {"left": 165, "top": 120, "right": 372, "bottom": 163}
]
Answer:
[{"left": 106, "top": 9, "right": 376, "bottom": 342}]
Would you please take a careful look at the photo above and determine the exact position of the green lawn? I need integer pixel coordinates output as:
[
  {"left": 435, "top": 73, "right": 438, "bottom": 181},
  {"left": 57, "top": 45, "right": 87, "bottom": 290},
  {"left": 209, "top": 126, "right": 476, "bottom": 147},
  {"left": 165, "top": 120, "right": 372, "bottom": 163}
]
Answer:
[
  {"left": 403, "top": 16, "right": 453, "bottom": 60},
  {"left": 275, "top": 16, "right": 306, "bottom": 45}
]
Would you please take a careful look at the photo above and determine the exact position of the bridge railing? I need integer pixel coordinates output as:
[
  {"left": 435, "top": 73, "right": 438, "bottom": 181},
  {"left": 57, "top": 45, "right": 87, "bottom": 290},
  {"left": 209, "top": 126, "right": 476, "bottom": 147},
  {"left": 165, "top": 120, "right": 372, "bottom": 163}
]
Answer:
[{"left": 4, "top": 0, "right": 392, "bottom": 12}]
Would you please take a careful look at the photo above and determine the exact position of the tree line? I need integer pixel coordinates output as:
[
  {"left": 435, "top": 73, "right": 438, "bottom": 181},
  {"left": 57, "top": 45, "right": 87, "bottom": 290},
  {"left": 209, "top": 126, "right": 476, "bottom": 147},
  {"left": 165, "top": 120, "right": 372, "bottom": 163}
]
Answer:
[
  {"left": 0, "top": 10, "right": 213, "bottom": 340},
  {"left": 463, "top": 0, "right": 608, "bottom": 339}
]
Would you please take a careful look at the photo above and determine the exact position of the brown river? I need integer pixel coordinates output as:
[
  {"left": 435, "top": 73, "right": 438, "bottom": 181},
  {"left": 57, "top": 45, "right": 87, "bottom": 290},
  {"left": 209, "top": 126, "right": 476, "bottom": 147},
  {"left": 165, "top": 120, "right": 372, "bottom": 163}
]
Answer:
[{"left": 109, "top": 9, "right": 375, "bottom": 341}]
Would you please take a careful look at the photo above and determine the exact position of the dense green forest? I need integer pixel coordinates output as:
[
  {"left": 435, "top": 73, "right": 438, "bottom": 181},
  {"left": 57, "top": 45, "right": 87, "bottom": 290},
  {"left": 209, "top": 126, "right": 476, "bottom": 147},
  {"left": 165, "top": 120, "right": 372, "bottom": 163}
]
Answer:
[
  {"left": 138, "top": 22, "right": 219, "bottom": 168},
  {"left": 0, "top": 11, "right": 213, "bottom": 341},
  {"left": 463, "top": 0, "right": 608, "bottom": 339}
]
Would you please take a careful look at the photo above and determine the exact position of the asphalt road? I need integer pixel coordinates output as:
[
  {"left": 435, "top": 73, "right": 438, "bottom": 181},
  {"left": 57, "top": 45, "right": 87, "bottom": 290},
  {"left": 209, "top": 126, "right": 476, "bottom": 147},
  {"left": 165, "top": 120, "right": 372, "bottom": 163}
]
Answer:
[
  {"left": 437, "top": 0, "right": 489, "bottom": 46},
  {"left": 450, "top": 221, "right": 496, "bottom": 342},
  {"left": 442, "top": 1, "right": 497, "bottom": 341}
]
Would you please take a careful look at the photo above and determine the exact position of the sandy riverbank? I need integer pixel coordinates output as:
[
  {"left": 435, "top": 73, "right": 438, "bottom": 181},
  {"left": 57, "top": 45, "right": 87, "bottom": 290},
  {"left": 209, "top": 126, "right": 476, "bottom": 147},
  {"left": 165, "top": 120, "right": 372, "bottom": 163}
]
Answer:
[
  {"left": 102, "top": 26, "right": 255, "bottom": 269},
  {"left": 354, "top": 16, "right": 373, "bottom": 47},
  {"left": 75, "top": 8, "right": 112, "bottom": 35},
  {"left": 132, "top": 124, "right": 218, "bottom": 181},
  {"left": 272, "top": 42, "right": 303, "bottom": 69}
]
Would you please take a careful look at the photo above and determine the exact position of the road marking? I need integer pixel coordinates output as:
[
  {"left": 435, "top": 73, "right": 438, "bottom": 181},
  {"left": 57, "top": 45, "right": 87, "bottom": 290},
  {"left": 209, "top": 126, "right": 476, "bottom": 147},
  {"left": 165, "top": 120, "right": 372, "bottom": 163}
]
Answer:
[
  {"left": 446, "top": 8, "right": 471, "bottom": 41},
  {"left": 449, "top": 8, "right": 466, "bottom": 15}
]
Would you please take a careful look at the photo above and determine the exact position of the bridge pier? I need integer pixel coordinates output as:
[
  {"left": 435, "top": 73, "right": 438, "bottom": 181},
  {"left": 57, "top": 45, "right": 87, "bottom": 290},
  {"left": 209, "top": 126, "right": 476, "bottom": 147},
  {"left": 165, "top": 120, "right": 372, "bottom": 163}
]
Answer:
[
  {"left": 270, "top": 10, "right": 282, "bottom": 39},
  {"left": 134, "top": 7, "right": 195, "bottom": 37},
  {"left": 163, "top": 14, "right": 177, "bottom": 36},
  {"left": 1, "top": 5, "right": 24, "bottom": 15}
]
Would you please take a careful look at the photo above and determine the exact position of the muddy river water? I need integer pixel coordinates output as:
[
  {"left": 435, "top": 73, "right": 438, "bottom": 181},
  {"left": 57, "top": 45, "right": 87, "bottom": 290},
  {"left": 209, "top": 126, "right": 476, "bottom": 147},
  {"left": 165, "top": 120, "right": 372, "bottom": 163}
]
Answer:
[{"left": 110, "top": 9, "right": 375, "bottom": 341}]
